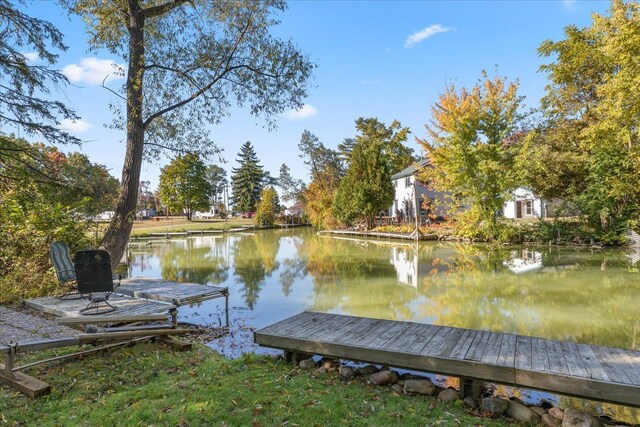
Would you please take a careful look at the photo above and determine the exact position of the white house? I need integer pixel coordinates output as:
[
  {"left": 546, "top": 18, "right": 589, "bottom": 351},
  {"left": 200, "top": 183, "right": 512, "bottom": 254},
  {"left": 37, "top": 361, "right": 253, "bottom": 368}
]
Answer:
[
  {"left": 389, "top": 160, "right": 445, "bottom": 221},
  {"left": 502, "top": 187, "right": 560, "bottom": 219}
]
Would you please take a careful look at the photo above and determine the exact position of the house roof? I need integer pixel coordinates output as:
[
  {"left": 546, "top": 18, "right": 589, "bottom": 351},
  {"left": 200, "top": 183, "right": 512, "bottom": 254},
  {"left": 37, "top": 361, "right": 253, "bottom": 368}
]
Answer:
[{"left": 391, "top": 159, "right": 430, "bottom": 180}]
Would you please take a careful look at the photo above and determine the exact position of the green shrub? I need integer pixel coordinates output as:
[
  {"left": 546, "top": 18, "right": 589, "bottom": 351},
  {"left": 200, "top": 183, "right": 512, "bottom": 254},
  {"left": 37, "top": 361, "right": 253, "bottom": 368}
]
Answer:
[{"left": 0, "top": 189, "right": 91, "bottom": 304}]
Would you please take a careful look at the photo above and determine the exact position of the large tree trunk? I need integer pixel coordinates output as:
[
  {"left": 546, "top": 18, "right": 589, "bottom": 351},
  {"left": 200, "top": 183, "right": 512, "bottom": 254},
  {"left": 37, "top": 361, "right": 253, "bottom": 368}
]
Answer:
[{"left": 101, "top": 4, "right": 145, "bottom": 271}]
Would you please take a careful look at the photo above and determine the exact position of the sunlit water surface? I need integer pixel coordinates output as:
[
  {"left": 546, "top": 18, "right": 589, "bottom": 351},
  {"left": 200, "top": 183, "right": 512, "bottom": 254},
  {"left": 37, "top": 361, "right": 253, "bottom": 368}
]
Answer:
[{"left": 128, "top": 228, "right": 640, "bottom": 422}]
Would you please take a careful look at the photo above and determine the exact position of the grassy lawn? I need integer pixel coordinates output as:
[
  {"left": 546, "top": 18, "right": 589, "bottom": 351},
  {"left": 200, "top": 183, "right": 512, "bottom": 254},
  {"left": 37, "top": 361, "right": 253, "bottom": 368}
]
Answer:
[
  {"left": 130, "top": 217, "right": 255, "bottom": 236},
  {"left": 0, "top": 343, "right": 515, "bottom": 426}
]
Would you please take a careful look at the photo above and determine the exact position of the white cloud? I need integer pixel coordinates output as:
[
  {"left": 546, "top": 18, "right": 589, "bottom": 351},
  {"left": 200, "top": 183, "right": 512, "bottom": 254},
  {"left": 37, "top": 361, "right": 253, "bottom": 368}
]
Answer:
[
  {"left": 361, "top": 79, "right": 381, "bottom": 85},
  {"left": 22, "top": 52, "right": 39, "bottom": 63},
  {"left": 62, "top": 57, "right": 125, "bottom": 85},
  {"left": 284, "top": 104, "right": 318, "bottom": 120},
  {"left": 59, "top": 119, "right": 92, "bottom": 133},
  {"left": 404, "top": 24, "right": 451, "bottom": 48},
  {"left": 562, "top": 0, "right": 577, "bottom": 10}
]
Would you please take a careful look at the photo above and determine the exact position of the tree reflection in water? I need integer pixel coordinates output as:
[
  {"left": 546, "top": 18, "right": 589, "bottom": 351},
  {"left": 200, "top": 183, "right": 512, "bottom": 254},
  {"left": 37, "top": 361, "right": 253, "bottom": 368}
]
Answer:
[
  {"left": 159, "top": 237, "right": 229, "bottom": 285},
  {"left": 231, "top": 234, "right": 280, "bottom": 309}
]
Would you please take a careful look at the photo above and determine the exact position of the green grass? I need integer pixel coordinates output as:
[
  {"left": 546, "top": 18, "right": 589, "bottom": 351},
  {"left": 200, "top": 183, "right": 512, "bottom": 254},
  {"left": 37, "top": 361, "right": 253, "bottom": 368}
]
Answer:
[
  {"left": 130, "top": 217, "right": 254, "bottom": 237},
  {"left": 0, "top": 343, "right": 515, "bottom": 426}
]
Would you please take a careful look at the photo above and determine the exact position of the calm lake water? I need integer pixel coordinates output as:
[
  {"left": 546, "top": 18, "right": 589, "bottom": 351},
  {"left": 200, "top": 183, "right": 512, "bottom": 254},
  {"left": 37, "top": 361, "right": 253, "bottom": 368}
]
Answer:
[
  {"left": 129, "top": 228, "right": 640, "bottom": 349},
  {"left": 128, "top": 227, "right": 640, "bottom": 419}
]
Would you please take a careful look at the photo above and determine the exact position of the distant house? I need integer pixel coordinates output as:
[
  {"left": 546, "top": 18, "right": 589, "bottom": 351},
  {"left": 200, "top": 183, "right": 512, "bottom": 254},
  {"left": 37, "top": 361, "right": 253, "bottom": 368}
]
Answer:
[
  {"left": 389, "top": 160, "right": 445, "bottom": 221},
  {"left": 502, "top": 187, "right": 561, "bottom": 219}
]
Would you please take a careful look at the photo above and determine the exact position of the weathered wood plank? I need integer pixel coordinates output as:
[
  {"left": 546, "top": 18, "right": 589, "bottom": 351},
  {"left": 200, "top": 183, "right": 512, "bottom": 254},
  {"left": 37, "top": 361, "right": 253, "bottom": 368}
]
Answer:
[
  {"left": 406, "top": 324, "right": 441, "bottom": 354},
  {"left": 0, "top": 363, "right": 50, "bottom": 398},
  {"left": 560, "top": 341, "right": 589, "bottom": 378},
  {"left": 420, "top": 327, "right": 452, "bottom": 356},
  {"left": 592, "top": 345, "right": 633, "bottom": 384},
  {"left": 546, "top": 339, "right": 569, "bottom": 375},
  {"left": 465, "top": 330, "right": 491, "bottom": 362},
  {"left": 432, "top": 327, "right": 465, "bottom": 358},
  {"left": 497, "top": 334, "right": 516, "bottom": 368},
  {"left": 576, "top": 344, "right": 609, "bottom": 382},
  {"left": 381, "top": 322, "right": 426, "bottom": 350},
  {"left": 480, "top": 332, "right": 502, "bottom": 365},
  {"left": 608, "top": 347, "right": 640, "bottom": 385},
  {"left": 258, "top": 312, "right": 315, "bottom": 336},
  {"left": 624, "top": 349, "right": 640, "bottom": 386},
  {"left": 357, "top": 320, "right": 403, "bottom": 348},
  {"left": 449, "top": 329, "right": 477, "bottom": 360},
  {"left": 514, "top": 335, "right": 532, "bottom": 370},
  {"left": 531, "top": 338, "right": 550, "bottom": 372}
]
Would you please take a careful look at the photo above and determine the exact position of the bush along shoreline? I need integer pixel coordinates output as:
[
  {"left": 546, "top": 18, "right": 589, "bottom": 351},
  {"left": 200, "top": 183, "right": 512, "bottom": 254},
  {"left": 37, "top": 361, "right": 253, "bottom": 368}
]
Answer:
[{"left": 372, "top": 220, "right": 637, "bottom": 247}]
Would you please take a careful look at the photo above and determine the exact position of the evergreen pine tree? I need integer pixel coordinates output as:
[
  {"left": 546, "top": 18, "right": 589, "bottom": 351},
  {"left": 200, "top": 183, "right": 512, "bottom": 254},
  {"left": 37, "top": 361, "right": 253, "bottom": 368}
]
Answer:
[{"left": 231, "top": 141, "right": 264, "bottom": 212}]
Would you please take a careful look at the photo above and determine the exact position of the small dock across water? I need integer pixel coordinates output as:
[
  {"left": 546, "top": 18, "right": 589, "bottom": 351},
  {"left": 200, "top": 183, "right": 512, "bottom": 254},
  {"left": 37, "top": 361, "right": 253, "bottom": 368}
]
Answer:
[
  {"left": 318, "top": 229, "right": 438, "bottom": 241},
  {"left": 255, "top": 311, "right": 640, "bottom": 407}
]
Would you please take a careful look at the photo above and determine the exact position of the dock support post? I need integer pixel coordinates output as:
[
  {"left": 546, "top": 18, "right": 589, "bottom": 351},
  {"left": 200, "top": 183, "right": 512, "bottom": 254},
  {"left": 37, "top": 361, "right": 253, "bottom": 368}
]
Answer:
[
  {"left": 3, "top": 347, "right": 17, "bottom": 380},
  {"left": 284, "top": 351, "right": 312, "bottom": 364},
  {"left": 459, "top": 377, "right": 482, "bottom": 399},
  {"left": 170, "top": 308, "right": 178, "bottom": 326},
  {"left": 224, "top": 290, "right": 230, "bottom": 327}
]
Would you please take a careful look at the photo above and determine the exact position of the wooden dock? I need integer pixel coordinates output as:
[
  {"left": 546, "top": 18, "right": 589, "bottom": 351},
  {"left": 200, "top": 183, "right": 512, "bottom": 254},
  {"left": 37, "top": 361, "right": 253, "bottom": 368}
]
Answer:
[
  {"left": 255, "top": 311, "right": 640, "bottom": 407},
  {"left": 318, "top": 230, "right": 438, "bottom": 241},
  {"left": 26, "top": 278, "right": 229, "bottom": 326},
  {"left": 26, "top": 295, "right": 175, "bottom": 320},
  {"left": 118, "top": 278, "right": 228, "bottom": 307}
]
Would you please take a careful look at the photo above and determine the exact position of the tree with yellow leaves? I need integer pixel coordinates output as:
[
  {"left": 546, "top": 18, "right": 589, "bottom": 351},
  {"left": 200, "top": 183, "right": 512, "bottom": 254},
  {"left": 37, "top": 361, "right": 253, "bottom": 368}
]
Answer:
[{"left": 418, "top": 72, "right": 524, "bottom": 240}]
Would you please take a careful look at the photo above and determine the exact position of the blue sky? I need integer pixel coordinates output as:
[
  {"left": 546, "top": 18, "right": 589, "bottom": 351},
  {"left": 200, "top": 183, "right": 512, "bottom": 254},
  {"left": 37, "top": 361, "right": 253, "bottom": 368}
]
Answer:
[{"left": 19, "top": 0, "right": 609, "bottom": 193}]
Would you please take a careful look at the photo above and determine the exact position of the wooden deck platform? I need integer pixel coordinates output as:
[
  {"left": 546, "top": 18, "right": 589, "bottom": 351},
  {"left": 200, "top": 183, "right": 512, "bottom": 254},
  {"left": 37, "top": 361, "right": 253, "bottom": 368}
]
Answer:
[
  {"left": 118, "top": 278, "right": 228, "bottom": 306},
  {"left": 255, "top": 311, "right": 640, "bottom": 407},
  {"left": 25, "top": 295, "right": 175, "bottom": 320}
]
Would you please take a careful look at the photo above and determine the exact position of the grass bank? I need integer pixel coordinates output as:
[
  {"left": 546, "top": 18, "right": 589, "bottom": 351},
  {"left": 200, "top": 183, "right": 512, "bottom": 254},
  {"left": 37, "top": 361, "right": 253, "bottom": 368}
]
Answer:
[
  {"left": 0, "top": 343, "right": 513, "bottom": 426},
  {"left": 130, "top": 217, "right": 254, "bottom": 237}
]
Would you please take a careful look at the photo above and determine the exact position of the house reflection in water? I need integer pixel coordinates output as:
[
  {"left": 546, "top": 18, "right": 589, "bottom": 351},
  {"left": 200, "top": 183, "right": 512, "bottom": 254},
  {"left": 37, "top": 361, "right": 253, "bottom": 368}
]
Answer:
[
  {"left": 389, "top": 246, "right": 420, "bottom": 288},
  {"left": 503, "top": 249, "right": 543, "bottom": 274}
]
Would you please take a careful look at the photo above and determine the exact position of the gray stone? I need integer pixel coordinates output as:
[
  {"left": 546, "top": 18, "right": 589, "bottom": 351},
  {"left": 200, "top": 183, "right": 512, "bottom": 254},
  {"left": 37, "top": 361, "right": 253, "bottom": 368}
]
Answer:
[
  {"left": 550, "top": 407, "right": 565, "bottom": 421},
  {"left": 391, "top": 384, "right": 404, "bottom": 394},
  {"left": 437, "top": 388, "right": 460, "bottom": 402},
  {"left": 339, "top": 366, "right": 356, "bottom": 381},
  {"left": 268, "top": 353, "right": 283, "bottom": 362},
  {"left": 530, "top": 406, "right": 547, "bottom": 417},
  {"left": 403, "top": 379, "right": 436, "bottom": 396},
  {"left": 562, "top": 409, "right": 603, "bottom": 427},
  {"left": 463, "top": 397, "right": 476, "bottom": 410},
  {"left": 298, "top": 358, "right": 316, "bottom": 370},
  {"left": 506, "top": 400, "right": 541, "bottom": 424},
  {"left": 313, "top": 367, "right": 327, "bottom": 375},
  {"left": 369, "top": 370, "right": 399, "bottom": 386},
  {"left": 400, "top": 373, "right": 427, "bottom": 380},
  {"left": 543, "top": 414, "right": 561, "bottom": 427},
  {"left": 481, "top": 397, "right": 509, "bottom": 416},
  {"left": 356, "top": 365, "right": 378, "bottom": 376}
]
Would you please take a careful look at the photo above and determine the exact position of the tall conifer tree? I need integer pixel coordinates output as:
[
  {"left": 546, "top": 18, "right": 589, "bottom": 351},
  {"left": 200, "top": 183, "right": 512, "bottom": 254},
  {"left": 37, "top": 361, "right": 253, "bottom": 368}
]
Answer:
[{"left": 231, "top": 141, "right": 264, "bottom": 212}]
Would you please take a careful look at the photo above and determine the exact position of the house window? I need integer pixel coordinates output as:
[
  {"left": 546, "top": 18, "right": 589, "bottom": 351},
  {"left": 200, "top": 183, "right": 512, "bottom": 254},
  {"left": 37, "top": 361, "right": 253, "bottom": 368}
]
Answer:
[
  {"left": 525, "top": 200, "right": 533, "bottom": 216},
  {"left": 405, "top": 177, "right": 411, "bottom": 187}
]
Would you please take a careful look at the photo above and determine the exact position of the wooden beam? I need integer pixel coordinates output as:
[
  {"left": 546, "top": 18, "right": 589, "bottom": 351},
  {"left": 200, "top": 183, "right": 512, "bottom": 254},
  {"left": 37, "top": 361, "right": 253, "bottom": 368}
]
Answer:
[
  {"left": 57, "top": 313, "right": 168, "bottom": 325},
  {"left": 0, "top": 362, "right": 50, "bottom": 399}
]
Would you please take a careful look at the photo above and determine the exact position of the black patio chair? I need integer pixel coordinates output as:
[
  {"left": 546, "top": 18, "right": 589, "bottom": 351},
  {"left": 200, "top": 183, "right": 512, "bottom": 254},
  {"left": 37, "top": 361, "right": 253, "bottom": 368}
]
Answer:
[
  {"left": 50, "top": 241, "right": 82, "bottom": 300},
  {"left": 74, "top": 250, "right": 121, "bottom": 315}
]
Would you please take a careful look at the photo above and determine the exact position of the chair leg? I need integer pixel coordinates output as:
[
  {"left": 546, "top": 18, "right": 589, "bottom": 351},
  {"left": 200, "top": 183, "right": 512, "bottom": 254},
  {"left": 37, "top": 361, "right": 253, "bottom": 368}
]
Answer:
[
  {"left": 80, "top": 299, "right": 117, "bottom": 315},
  {"left": 58, "top": 285, "right": 83, "bottom": 300}
]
